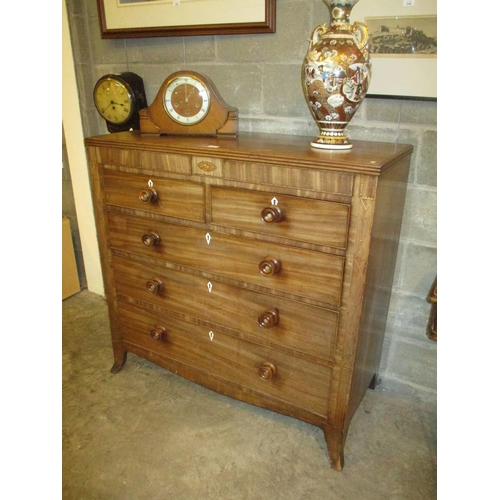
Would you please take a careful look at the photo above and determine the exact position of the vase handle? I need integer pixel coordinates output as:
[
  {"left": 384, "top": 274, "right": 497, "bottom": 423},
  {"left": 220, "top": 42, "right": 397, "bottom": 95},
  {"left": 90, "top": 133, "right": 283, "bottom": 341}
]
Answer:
[
  {"left": 309, "top": 24, "right": 328, "bottom": 48},
  {"left": 351, "top": 21, "right": 369, "bottom": 50}
]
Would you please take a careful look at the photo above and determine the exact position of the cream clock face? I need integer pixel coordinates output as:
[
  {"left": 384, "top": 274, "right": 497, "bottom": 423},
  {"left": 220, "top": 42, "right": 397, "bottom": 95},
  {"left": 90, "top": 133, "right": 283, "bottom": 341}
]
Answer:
[
  {"left": 163, "top": 76, "right": 211, "bottom": 125},
  {"left": 94, "top": 77, "right": 133, "bottom": 124}
]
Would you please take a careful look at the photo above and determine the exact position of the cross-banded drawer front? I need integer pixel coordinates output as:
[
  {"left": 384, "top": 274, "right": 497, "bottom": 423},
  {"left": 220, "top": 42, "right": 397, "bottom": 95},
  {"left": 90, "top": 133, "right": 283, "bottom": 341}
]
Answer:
[
  {"left": 97, "top": 149, "right": 191, "bottom": 174},
  {"left": 118, "top": 302, "right": 331, "bottom": 416},
  {"left": 223, "top": 160, "right": 354, "bottom": 196},
  {"left": 211, "top": 187, "right": 350, "bottom": 249},
  {"left": 107, "top": 212, "right": 344, "bottom": 305},
  {"left": 113, "top": 256, "right": 338, "bottom": 360},
  {"left": 103, "top": 169, "right": 205, "bottom": 222}
]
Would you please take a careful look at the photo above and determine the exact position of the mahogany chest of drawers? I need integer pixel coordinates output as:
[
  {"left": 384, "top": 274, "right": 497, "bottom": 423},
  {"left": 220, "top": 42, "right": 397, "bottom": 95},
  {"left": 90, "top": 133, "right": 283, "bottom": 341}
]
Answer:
[{"left": 85, "top": 131, "right": 412, "bottom": 470}]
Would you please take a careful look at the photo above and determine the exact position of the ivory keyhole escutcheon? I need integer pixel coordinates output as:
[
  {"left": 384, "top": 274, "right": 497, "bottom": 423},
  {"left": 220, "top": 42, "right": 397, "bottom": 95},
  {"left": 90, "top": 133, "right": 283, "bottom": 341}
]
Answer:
[{"left": 261, "top": 197, "right": 282, "bottom": 224}]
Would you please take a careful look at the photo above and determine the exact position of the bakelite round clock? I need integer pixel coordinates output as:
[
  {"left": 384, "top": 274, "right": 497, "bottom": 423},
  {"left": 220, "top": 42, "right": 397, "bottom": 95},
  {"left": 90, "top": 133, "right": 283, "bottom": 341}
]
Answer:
[
  {"left": 140, "top": 71, "right": 238, "bottom": 137},
  {"left": 93, "top": 72, "right": 147, "bottom": 133}
]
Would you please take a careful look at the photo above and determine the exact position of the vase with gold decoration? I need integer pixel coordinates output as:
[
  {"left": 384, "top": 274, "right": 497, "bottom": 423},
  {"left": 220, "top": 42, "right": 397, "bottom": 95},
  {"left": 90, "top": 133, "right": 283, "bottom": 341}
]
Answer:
[{"left": 302, "top": 0, "right": 371, "bottom": 149}]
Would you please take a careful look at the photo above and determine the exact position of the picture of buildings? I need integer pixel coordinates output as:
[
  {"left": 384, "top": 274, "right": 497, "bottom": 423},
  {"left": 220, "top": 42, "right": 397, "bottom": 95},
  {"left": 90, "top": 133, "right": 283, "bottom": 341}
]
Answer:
[{"left": 366, "top": 16, "right": 437, "bottom": 55}]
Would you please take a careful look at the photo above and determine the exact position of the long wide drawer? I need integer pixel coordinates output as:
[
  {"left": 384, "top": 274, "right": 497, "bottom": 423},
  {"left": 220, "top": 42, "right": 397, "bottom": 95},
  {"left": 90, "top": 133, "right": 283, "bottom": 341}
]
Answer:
[
  {"left": 211, "top": 186, "right": 350, "bottom": 249},
  {"left": 107, "top": 212, "right": 344, "bottom": 305},
  {"left": 103, "top": 168, "right": 205, "bottom": 222},
  {"left": 118, "top": 301, "right": 331, "bottom": 417},
  {"left": 113, "top": 256, "right": 338, "bottom": 361}
]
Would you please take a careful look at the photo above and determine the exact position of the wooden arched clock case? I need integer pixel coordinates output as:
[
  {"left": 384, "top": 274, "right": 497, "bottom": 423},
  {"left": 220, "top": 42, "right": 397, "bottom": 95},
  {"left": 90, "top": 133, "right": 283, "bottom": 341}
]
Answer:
[{"left": 139, "top": 71, "right": 238, "bottom": 137}]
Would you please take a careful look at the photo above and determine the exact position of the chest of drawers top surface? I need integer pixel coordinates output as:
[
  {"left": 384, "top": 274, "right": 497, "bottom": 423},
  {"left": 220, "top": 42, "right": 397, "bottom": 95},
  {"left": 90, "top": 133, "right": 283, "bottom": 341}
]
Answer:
[{"left": 85, "top": 131, "right": 412, "bottom": 175}]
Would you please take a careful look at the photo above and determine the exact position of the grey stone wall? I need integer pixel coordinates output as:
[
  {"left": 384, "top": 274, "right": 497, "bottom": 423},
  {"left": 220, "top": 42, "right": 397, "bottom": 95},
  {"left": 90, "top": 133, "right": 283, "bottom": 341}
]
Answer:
[{"left": 64, "top": 0, "right": 436, "bottom": 398}]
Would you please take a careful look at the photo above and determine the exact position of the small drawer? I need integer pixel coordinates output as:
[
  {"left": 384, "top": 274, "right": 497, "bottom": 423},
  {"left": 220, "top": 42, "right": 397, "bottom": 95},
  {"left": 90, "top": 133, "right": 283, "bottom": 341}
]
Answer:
[
  {"left": 103, "top": 169, "right": 205, "bottom": 222},
  {"left": 224, "top": 160, "right": 354, "bottom": 196},
  {"left": 212, "top": 187, "right": 350, "bottom": 249},
  {"left": 118, "top": 302, "right": 330, "bottom": 416},
  {"left": 113, "top": 256, "right": 338, "bottom": 361},
  {"left": 97, "top": 148, "right": 191, "bottom": 174},
  {"left": 107, "top": 212, "right": 344, "bottom": 306}
]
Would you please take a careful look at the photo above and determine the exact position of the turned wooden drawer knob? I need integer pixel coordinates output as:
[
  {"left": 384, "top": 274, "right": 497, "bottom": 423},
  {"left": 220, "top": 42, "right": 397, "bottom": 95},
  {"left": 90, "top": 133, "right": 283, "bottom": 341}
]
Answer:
[
  {"left": 146, "top": 279, "right": 163, "bottom": 294},
  {"left": 261, "top": 206, "right": 283, "bottom": 224},
  {"left": 139, "top": 188, "right": 158, "bottom": 204},
  {"left": 259, "top": 362, "right": 277, "bottom": 380},
  {"left": 259, "top": 259, "right": 281, "bottom": 276},
  {"left": 258, "top": 308, "right": 279, "bottom": 328},
  {"left": 150, "top": 326, "right": 166, "bottom": 341},
  {"left": 142, "top": 232, "right": 160, "bottom": 247}
]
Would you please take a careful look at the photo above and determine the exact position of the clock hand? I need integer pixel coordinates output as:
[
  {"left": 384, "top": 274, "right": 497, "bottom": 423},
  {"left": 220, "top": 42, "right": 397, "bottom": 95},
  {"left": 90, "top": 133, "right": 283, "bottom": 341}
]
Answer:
[
  {"left": 185, "top": 88, "right": 196, "bottom": 102},
  {"left": 101, "top": 100, "right": 125, "bottom": 114}
]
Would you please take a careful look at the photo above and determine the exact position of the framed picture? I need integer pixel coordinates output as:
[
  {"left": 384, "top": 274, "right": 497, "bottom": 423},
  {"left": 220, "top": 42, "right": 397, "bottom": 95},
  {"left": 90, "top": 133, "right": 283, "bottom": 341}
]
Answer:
[
  {"left": 97, "top": 0, "right": 276, "bottom": 38},
  {"left": 351, "top": 0, "right": 437, "bottom": 99}
]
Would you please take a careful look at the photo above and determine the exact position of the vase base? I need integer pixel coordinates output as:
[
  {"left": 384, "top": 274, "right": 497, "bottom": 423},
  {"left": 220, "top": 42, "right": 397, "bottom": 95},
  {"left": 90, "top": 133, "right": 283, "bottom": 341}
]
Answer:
[{"left": 310, "top": 135, "right": 353, "bottom": 150}]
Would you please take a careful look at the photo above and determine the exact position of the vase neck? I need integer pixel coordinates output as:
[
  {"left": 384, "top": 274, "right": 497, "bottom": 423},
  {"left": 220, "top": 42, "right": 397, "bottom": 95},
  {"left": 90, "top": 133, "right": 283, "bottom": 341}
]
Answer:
[{"left": 323, "top": 1, "right": 358, "bottom": 24}]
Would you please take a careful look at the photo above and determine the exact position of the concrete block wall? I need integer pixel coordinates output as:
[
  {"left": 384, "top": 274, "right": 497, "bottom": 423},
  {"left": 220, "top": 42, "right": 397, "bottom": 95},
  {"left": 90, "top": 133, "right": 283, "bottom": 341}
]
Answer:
[{"left": 64, "top": 0, "right": 436, "bottom": 399}]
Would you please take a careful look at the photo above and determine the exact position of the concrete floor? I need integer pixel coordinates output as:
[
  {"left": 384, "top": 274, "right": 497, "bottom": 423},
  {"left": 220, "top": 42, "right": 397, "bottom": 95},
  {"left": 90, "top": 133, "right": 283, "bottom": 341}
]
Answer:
[{"left": 63, "top": 289, "right": 437, "bottom": 500}]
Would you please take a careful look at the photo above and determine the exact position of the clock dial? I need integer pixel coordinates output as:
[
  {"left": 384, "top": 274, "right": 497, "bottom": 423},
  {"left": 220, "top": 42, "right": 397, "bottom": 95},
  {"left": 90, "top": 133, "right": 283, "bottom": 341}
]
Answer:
[
  {"left": 94, "top": 78, "right": 133, "bottom": 124},
  {"left": 164, "top": 76, "right": 210, "bottom": 125}
]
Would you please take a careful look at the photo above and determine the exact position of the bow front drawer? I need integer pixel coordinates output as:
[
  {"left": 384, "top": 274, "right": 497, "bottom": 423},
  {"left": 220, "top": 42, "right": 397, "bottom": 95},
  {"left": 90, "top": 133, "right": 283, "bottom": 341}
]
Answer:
[
  {"left": 118, "top": 302, "right": 331, "bottom": 417},
  {"left": 113, "top": 256, "right": 339, "bottom": 361},
  {"left": 107, "top": 212, "right": 344, "bottom": 306}
]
